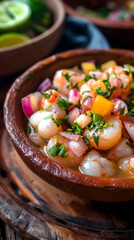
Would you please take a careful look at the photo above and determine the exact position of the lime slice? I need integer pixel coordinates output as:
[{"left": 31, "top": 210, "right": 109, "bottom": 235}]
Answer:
[
  {"left": 0, "top": 32, "right": 30, "bottom": 48},
  {"left": 0, "top": 1, "right": 31, "bottom": 33}
]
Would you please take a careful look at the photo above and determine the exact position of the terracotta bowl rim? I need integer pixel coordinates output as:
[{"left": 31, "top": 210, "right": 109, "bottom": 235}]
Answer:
[
  {"left": 4, "top": 48, "right": 134, "bottom": 191},
  {"left": 64, "top": 2, "right": 134, "bottom": 29},
  {"left": 0, "top": 0, "right": 65, "bottom": 53}
]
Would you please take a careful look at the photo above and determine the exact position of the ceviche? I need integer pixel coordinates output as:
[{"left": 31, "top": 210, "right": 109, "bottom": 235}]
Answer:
[
  {"left": 22, "top": 60, "right": 134, "bottom": 178},
  {"left": 77, "top": 1, "right": 134, "bottom": 22}
]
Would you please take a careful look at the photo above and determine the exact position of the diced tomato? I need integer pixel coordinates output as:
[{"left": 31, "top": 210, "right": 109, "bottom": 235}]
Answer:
[
  {"left": 68, "top": 105, "right": 74, "bottom": 112},
  {"left": 48, "top": 91, "right": 59, "bottom": 104},
  {"left": 40, "top": 96, "right": 45, "bottom": 109},
  {"left": 82, "top": 108, "right": 86, "bottom": 114}
]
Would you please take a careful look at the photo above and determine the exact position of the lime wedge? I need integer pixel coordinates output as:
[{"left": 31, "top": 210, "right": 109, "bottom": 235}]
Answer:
[
  {"left": 0, "top": 1, "right": 31, "bottom": 33},
  {"left": 0, "top": 32, "right": 30, "bottom": 48}
]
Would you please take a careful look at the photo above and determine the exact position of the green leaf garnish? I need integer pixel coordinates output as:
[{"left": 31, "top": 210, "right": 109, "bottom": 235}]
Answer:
[
  {"left": 93, "top": 112, "right": 102, "bottom": 122},
  {"left": 52, "top": 117, "right": 62, "bottom": 127},
  {"left": 83, "top": 136, "right": 90, "bottom": 146},
  {"left": 82, "top": 95, "right": 92, "bottom": 103},
  {"left": 45, "top": 104, "right": 51, "bottom": 110},
  {"left": 57, "top": 98, "right": 72, "bottom": 112},
  {"left": 126, "top": 141, "right": 131, "bottom": 147},
  {"left": 82, "top": 90, "right": 91, "bottom": 95},
  {"left": 93, "top": 133, "right": 99, "bottom": 147},
  {"left": 42, "top": 91, "right": 52, "bottom": 100},
  {"left": 119, "top": 107, "right": 125, "bottom": 116},
  {"left": 43, "top": 114, "right": 53, "bottom": 120},
  {"left": 48, "top": 142, "right": 68, "bottom": 158}
]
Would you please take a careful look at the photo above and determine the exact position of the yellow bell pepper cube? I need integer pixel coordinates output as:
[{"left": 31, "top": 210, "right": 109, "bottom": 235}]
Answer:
[
  {"left": 91, "top": 95, "right": 114, "bottom": 117},
  {"left": 90, "top": 79, "right": 106, "bottom": 93},
  {"left": 101, "top": 60, "right": 117, "bottom": 72},
  {"left": 81, "top": 62, "right": 96, "bottom": 75}
]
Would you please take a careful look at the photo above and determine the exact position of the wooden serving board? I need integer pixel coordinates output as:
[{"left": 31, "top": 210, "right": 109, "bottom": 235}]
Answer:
[{"left": 1, "top": 81, "right": 134, "bottom": 240}]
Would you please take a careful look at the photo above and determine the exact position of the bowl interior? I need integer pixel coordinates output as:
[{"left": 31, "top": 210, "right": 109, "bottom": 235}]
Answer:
[{"left": 4, "top": 49, "right": 134, "bottom": 202}]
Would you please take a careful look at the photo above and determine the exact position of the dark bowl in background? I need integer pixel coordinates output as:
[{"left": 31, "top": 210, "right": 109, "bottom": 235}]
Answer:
[
  {"left": 63, "top": 0, "right": 134, "bottom": 46},
  {"left": 4, "top": 49, "right": 134, "bottom": 202},
  {"left": 0, "top": 0, "right": 65, "bottom": 78}
]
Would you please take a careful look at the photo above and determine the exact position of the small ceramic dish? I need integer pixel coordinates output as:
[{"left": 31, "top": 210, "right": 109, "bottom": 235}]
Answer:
[
  {"left": 63, "top": 0, "right": 134, "bottom": 46},
  {"left": 4, "top": 49, "right": 134, "bottom": 202},
  {"left": 0, "top": 0, "right": 65, "bottom": 78}
]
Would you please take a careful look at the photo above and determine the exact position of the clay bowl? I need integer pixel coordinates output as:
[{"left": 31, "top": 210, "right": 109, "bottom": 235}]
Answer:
[
  {"left": 4, "top": 49, "right": 134, "bottom": 202},
  {"left": 63, "top": 0, "right": 134, "bottom": 46},
  {"left": 0, "top": 0, "right": 65, "bottom": 78}
]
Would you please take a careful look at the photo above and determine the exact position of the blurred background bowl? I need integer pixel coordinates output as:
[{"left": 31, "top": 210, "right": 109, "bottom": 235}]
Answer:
[
  {"left": 4, "top": 49, "right": 134, "bottom": 202},
  {"left": 0, "top": 0, "right": 65, "bottom": 78},
  {"left": 63, "top": 0, "right": 134, "bottom": 47}
]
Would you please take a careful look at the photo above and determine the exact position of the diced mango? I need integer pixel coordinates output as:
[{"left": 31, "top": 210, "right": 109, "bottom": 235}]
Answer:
[
  {"left": 90, "top": 79, "right": 106, "bottom": 93},
  {"left": 81, "top": 62, "right": 96, "bottom": 75},
  {"left": 101, "top": 60, "right": 117, "bottom": 72},
  {"left": 91, "top": 95, "right": 114, "bottom": 117}
]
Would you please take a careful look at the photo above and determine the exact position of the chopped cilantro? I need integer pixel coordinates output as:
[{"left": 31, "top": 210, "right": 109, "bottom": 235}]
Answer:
[
  {"left": 72, "top": 82, "right": 79, "bottom": 90},
  {"left": 128, "top": 92, "right": 134, "bottom": 100},
  {"left": 45, "top": 104, "right": 51, "bottom": 110},
  {"left": 93, "top": 112, "right": 102, "bottom": 122},
  {"left": 82, "top": 95, "right": 92, "bottom": 103},
  {"left": 26, "top": 125, "right": 31, "bottom": 134},
  {"left": 93, "top": 133, "right": 99, "bottom": 147},
  {"left": 95, "top": 87, "right": 106, "bottom": 97},
  {"left": 43, "top": 114, "right": 53, "bottom": 120},
  {"left": 62, "top": 72, "right": 71, "bottom": 82},
  {"left": 108, "top": 122, "right": 114, "bottom": 127},
  {"left": 130, "top": 82, "right": 134, "bottom": 90},
  {"left": 57, "top": 98, "right": 72, "bottom": 112},
  {"left": 126, "top": 141, "right": 131, "bottom": 147},
  {"left": 64, "top": 115, "right": 69, "bottom": 121},
  {"left": 48, "top": 142, "right": 68, "bottom": 158},
  {"left": 51, "top": 87, "right": 58, "bottom": 91},
  {"left": 82, "top": 90, "right": 91, "bottom": 95},
  {"left": 73, "top": 122, "right": 83, "bottom": 135},
  {"left": 83, "top": 136, "right": 90, "bottom": 146},
  {"left": 123, "top": 70, "right": 130, "bottom": 75},
  {"left": 52, "top": 117, "right": 62, "bottom": 127},
  {"left": 67, "top": 122, "right": 83, "bottom": 135},
  {"left": 119, "top": 107, "right": 125, "bottom": 116},
  {"left": 42, "top": 92, "right": 52, "bottom": 100}
]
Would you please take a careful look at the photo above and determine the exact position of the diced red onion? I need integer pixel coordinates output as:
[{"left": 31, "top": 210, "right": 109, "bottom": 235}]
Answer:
[
  {"left": 112, "top": 99, "right": 128, "bottom": 115},
  {"left": 37, "top": 78, "right": 51, "bottom": 93},
  {"left": 59, "top": 131, "right": 80, "bottom": 141},
  {"left": 84, "top": 97, "right": 94, "bottom": 109},
  {"left": 89, "top": 71, "right": 102, "bottom": 80},
  {"left": 69, "top": 89, "right": 80, "bottom": 105},
  {"left": 68, "top": 108, "right": 80, "bottom": 126},
  {"left": 124, "top": 121, "right": 134, "bottom": 141},
  {"left": 108, "top": 9, "right": 132, "bottom": 22},
  {"left": 67, "top": 138, "right": 88, "bottom": 157},
  {"left": 109, "top": 75, "right": 122, "bottom": 98},
  {"left": 22, "top": 96, "right": 33, "bottom": 117}
]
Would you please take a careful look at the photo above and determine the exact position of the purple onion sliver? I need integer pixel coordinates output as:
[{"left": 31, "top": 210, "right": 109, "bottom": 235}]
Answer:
[
  {"left": 22, "top": 96, "right": 33, "bottom": 117},
  {"left": 59, "top": 132, "right": 80, "bottom": 141},
  {"left": 37, "top": 78, "right": 51, "bottom": 93}
]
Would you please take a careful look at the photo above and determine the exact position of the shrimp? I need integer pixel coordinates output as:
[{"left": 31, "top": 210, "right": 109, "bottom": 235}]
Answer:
[
  {"left": 45, "top": 135, "right": 83, "bottom": 168},
  {"left": 29, "top": 111, "right": 61, "bottom": 139},
  {"left": 84, "top": 116, "right": 122, "bottom": 150},
  {"left": 28, "top": 132, "right": 47, "bottom": 146},
  {"left": 53, "top": 69, "right": 85, "bottom": 96},
  {"left": 79, "top": 150, "right": 115, "bottom": 177},
  {"left": 108, "top": 138, "right": 133, "bottom": 161},
  {"left": 118, "top": 155, "right": 134, "bottom": 176},
  {"left": 80, "top": 83, "right": 95, "bottom": 109},
  {"left": 105, "top": 66, "right": 132, "bottom": 100},
  {"left": 40, "top": 90, "right": 66, "bottom": 119}
]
